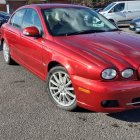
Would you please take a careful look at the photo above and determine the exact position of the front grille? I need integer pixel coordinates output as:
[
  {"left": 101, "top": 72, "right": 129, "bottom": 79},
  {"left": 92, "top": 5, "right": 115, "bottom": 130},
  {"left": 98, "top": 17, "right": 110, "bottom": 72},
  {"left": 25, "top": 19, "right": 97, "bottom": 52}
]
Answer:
[{"left": 101, "top": 100, "right": 119, "bottom": 108}]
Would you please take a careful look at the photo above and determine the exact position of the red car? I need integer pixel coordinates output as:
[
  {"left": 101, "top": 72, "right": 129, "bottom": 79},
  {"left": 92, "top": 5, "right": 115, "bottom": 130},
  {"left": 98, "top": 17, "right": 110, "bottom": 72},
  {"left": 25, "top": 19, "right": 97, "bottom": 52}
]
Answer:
[{"left": 1, "top": 4, "right": 140, "bottom": 113}]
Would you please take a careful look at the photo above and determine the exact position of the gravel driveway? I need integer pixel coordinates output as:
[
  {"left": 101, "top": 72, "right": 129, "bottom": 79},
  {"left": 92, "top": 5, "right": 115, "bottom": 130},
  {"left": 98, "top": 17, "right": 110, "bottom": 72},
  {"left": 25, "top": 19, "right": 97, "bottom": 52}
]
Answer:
[{"left": 0, "top": 30, "right": 140, "bottom": 140}]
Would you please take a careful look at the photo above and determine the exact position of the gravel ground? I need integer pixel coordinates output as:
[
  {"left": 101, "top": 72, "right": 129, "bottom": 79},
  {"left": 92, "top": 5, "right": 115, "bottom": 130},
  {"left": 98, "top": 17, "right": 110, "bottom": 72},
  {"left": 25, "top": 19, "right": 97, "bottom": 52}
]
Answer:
[{"left": 0, "top": 29, "right": 140, "bottom": 140}]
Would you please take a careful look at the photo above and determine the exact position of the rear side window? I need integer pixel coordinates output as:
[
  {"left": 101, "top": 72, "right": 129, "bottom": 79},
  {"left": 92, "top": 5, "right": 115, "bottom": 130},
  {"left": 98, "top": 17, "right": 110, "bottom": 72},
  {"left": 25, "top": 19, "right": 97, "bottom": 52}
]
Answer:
[
  {"left": 113, "top": 3, "right": 125, "bottom": 12},
  {"left": 22, "top": 9, "right": 43, "bottom": 34},
  {"left": 10, "top": 9, "right": 26, "bottom": 28}
]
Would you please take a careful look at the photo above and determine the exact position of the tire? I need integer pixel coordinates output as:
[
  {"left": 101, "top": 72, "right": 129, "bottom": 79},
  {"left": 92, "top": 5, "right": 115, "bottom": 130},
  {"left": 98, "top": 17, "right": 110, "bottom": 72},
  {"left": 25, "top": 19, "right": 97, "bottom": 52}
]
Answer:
[
  {"left": 46, "top": 66, "right": 77, "bottom": 111},
  {"left": 2, "top": 41, "right": 15, "bottom": 65},
  {"left": 109, "top": 19, "right": 115, "bottom": 23},
  {"left": 109, "top": 19, "right": 116, "bottom": 26}
]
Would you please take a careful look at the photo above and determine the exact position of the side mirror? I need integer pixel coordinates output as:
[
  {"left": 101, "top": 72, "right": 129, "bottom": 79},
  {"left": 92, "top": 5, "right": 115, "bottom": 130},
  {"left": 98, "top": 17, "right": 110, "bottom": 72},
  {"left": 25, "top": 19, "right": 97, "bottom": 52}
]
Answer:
[{"left": 23, "top": 26, "right": 40, "bottom": 37}]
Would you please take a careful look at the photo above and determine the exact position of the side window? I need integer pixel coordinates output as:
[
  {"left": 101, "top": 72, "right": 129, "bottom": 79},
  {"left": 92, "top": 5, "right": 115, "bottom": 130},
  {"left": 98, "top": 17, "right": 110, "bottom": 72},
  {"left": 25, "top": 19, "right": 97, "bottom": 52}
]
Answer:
[
  {"left": 10, "top": 9, "right": 26, "bottom": 28},
  {"left": 22, "top": 9, "right": 43, "bottom": 34},
  {"left": 113, "top": 3, "right": 125, "bottom": 12}
]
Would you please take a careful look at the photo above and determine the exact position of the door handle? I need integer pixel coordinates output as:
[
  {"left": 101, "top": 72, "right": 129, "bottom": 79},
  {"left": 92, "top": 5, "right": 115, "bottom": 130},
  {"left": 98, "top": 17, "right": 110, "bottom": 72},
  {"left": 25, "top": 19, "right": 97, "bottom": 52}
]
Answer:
[{"left": 128, "top": 11, "right": 133, "bottom": 13}]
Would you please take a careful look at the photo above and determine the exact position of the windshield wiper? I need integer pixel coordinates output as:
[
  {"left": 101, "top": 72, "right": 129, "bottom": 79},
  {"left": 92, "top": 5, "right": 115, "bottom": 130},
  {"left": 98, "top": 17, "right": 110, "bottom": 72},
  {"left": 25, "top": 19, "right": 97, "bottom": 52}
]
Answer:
[
  {"left": 108, "top": 28, "right": 121, "bottom": 32},
  {"left": 64, "top": 29, "right": 107, "bottom": 36},
  {"left": 55, "top": 29, "right": 120, "bottom": 36}
]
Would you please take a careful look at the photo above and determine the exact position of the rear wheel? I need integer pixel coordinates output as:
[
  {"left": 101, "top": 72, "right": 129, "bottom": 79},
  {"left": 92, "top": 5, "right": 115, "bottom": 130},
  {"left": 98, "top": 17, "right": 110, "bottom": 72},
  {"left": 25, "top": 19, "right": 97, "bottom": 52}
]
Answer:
[
  {"left": 3, "top": 41, "right": 15, "bottom": 65},
  {"left": 46, "top": 66, "right": 77, "bottom": 111}
]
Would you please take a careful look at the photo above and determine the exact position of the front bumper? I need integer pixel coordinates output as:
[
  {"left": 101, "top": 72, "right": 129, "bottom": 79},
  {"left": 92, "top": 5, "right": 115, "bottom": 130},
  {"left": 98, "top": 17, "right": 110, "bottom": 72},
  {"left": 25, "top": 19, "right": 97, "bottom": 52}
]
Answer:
[{"left": 71, "top": 75, "right": 140, "bottom": 113}]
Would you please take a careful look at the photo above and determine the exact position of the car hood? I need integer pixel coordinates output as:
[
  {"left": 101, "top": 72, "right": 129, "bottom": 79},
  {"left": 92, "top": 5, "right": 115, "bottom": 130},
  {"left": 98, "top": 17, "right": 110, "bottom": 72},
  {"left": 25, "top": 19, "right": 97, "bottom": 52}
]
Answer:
[
  {"left": 99, "top": 11, "right": 107, "bottom": 16},
  {"left": 54, "top": 31, "right": 140, "bottom": 70}
]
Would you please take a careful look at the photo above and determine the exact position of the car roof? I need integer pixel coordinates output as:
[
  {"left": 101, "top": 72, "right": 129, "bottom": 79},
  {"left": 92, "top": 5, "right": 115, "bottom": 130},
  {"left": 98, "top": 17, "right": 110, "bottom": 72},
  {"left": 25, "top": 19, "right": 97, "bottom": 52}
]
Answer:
[
  {"left": 21, "top": 4, "right": 87, "bottom": 10},
  {"left": 114, "top": 1, "right": 139, "bottom": 3}
]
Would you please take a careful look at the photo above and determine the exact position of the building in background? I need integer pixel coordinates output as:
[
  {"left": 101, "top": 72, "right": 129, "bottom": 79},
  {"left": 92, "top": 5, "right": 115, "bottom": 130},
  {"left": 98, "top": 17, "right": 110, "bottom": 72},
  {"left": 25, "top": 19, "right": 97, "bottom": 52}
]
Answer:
[
  {"left": 7, "top": 0, "right": 27, "bottom": 13},
  {"left": 0, "top": 0, "right": 46, "bottom": 13},
  {"left": 0, "top": 0, "right": 6, "bottom": 11},
  {"left": 47, "top": 0, "right": 71, "bottom": 3}
]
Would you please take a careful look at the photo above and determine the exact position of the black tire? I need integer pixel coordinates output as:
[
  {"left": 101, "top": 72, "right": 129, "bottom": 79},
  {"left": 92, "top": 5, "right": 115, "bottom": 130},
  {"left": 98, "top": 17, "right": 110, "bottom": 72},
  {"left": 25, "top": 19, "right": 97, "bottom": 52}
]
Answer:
[
  {"left": 2, "top": 41, "right": 15, "bottom": 65},
  {"left": 109, "top": 19, "right": 115, "bottom": 23},
  {"left": 109, "top": 19, "right": 117, "bottom": 25},
  {"left": 46, "top": 66, "right": 77, "bottom": 111}
]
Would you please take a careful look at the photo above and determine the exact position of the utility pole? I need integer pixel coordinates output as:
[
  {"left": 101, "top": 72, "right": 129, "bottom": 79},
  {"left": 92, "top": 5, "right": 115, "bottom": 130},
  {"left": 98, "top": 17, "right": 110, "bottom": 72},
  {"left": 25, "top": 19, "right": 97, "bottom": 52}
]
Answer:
[{"left": 5, "top": 0, "right": 10, "bottom": 13}]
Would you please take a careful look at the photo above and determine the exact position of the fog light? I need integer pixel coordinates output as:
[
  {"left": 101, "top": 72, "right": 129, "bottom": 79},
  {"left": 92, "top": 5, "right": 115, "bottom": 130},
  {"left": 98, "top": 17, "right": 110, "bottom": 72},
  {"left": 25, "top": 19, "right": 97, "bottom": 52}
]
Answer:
[{"left": 101, "top": 100, "right": 119, "bottom": 108}]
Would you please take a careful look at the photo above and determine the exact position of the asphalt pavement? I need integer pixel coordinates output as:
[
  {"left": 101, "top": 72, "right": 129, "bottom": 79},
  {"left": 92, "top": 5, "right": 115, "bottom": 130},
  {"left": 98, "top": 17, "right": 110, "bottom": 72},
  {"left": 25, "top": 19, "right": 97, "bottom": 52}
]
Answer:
[{"left": 0, "top": 29, "right": 140, "bottom": 140}]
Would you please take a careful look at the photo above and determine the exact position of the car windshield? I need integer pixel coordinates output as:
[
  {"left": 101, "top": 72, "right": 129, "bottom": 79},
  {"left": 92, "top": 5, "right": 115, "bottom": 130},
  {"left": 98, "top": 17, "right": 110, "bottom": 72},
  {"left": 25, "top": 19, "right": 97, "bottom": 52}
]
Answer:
[
  {"left": 42, "top": 7, "right": 118, "bottom": 36},
  {"left": 102, "top": 3, "right": 116, "bottom": 12}
]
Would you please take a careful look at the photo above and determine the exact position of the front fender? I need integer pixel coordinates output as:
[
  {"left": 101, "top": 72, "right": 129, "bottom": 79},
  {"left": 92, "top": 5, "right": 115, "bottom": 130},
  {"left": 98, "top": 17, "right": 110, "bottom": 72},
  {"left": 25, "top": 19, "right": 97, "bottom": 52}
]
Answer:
[{"left": 42, "top": 41, "right": 101, "bottom": 80}]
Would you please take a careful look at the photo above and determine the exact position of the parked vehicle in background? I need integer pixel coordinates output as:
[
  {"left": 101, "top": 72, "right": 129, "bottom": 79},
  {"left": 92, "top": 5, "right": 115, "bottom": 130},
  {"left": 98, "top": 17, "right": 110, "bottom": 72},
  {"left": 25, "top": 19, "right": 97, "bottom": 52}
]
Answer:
[
  {"left": 0, "top": 11, "right": 10, "bottom": 27},
  {"left": 129, "top": 18, "right": 140, "bottom": 33},
  {"left": 0, "top": 17, "right": 5, "bottom": 27},
  {"left": 93, "top": 8, "right": 103, "bottom": 13},
  {"left": 1, "top": 4, "right": 140, "bottom": 113},
  {"left": 100, "top": 1, "right": 140, "bottom": 26}
]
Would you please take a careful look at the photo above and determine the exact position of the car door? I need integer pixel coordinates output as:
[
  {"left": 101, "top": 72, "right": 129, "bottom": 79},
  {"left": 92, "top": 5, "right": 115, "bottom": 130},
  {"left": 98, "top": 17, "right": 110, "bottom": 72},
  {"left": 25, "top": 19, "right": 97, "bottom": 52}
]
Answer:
[
  {"left": 20, "top": 8, "right": 45, "bottom": 79},
  {"left": 108, "top": 3, "right": 126, "bottom": 23},
  {"left": 4, "top": 9, "right": 26, "bottom": 59}
]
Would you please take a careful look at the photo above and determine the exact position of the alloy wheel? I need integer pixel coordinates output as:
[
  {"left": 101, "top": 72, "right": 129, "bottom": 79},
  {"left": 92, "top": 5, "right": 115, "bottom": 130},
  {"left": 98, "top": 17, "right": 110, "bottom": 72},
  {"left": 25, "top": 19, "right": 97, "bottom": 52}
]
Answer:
[{"left": 49, "top": 71, "right": 76, "bottom": 107}]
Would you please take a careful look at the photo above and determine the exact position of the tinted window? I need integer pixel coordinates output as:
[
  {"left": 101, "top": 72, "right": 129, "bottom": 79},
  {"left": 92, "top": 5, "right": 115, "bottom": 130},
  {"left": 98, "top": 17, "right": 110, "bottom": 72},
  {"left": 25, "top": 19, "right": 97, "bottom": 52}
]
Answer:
[
  {"left": 113, "top": 3, "right": 125, "bottom": 12},
  {"left": 10, "top": 9, "right": 26, "bottom": 28},
  {"left": 22, "top": 9, "right": 43, "bottom": 34}
]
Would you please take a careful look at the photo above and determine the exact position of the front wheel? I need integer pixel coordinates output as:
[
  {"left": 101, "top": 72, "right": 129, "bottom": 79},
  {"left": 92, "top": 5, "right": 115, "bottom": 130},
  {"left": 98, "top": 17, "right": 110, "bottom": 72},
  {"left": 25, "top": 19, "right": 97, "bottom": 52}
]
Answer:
[{"left": 46, "top": 66, "right": 77, "bottom": 111}]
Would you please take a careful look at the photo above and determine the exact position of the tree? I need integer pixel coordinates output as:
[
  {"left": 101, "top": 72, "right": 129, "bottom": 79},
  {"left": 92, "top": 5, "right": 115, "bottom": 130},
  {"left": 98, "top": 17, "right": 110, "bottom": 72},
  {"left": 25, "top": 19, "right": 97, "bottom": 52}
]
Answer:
[
  {"left": 27, "top": 0, "right": 41, "bottom": 4},
  {"left": 71, "top": 0, "right": 94, "bottom": 7}
]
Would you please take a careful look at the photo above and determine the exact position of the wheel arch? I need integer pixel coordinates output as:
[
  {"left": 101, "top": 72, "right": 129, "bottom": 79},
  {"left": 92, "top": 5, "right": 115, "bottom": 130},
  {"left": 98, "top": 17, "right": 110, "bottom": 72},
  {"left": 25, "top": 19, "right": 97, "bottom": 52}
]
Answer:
[
  {"left": 48, "top": 61, "right": 63, "bottom": 72},
  {"left": 109, "top": 19, "right": 115, "bottom": 23},
  {"left": 47, "top": 59, "right": 75, "bottom": 75}
]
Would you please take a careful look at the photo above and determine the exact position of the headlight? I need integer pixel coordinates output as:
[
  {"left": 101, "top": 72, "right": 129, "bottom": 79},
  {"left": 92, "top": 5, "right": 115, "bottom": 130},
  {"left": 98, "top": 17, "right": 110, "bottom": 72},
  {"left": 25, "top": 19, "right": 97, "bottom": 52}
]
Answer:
[
  {"left": 122, "top": 69, "right": 133, "bottom": 78},
  {"left": 102, "top": 69, "right": 117, "bottom": 80}
]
